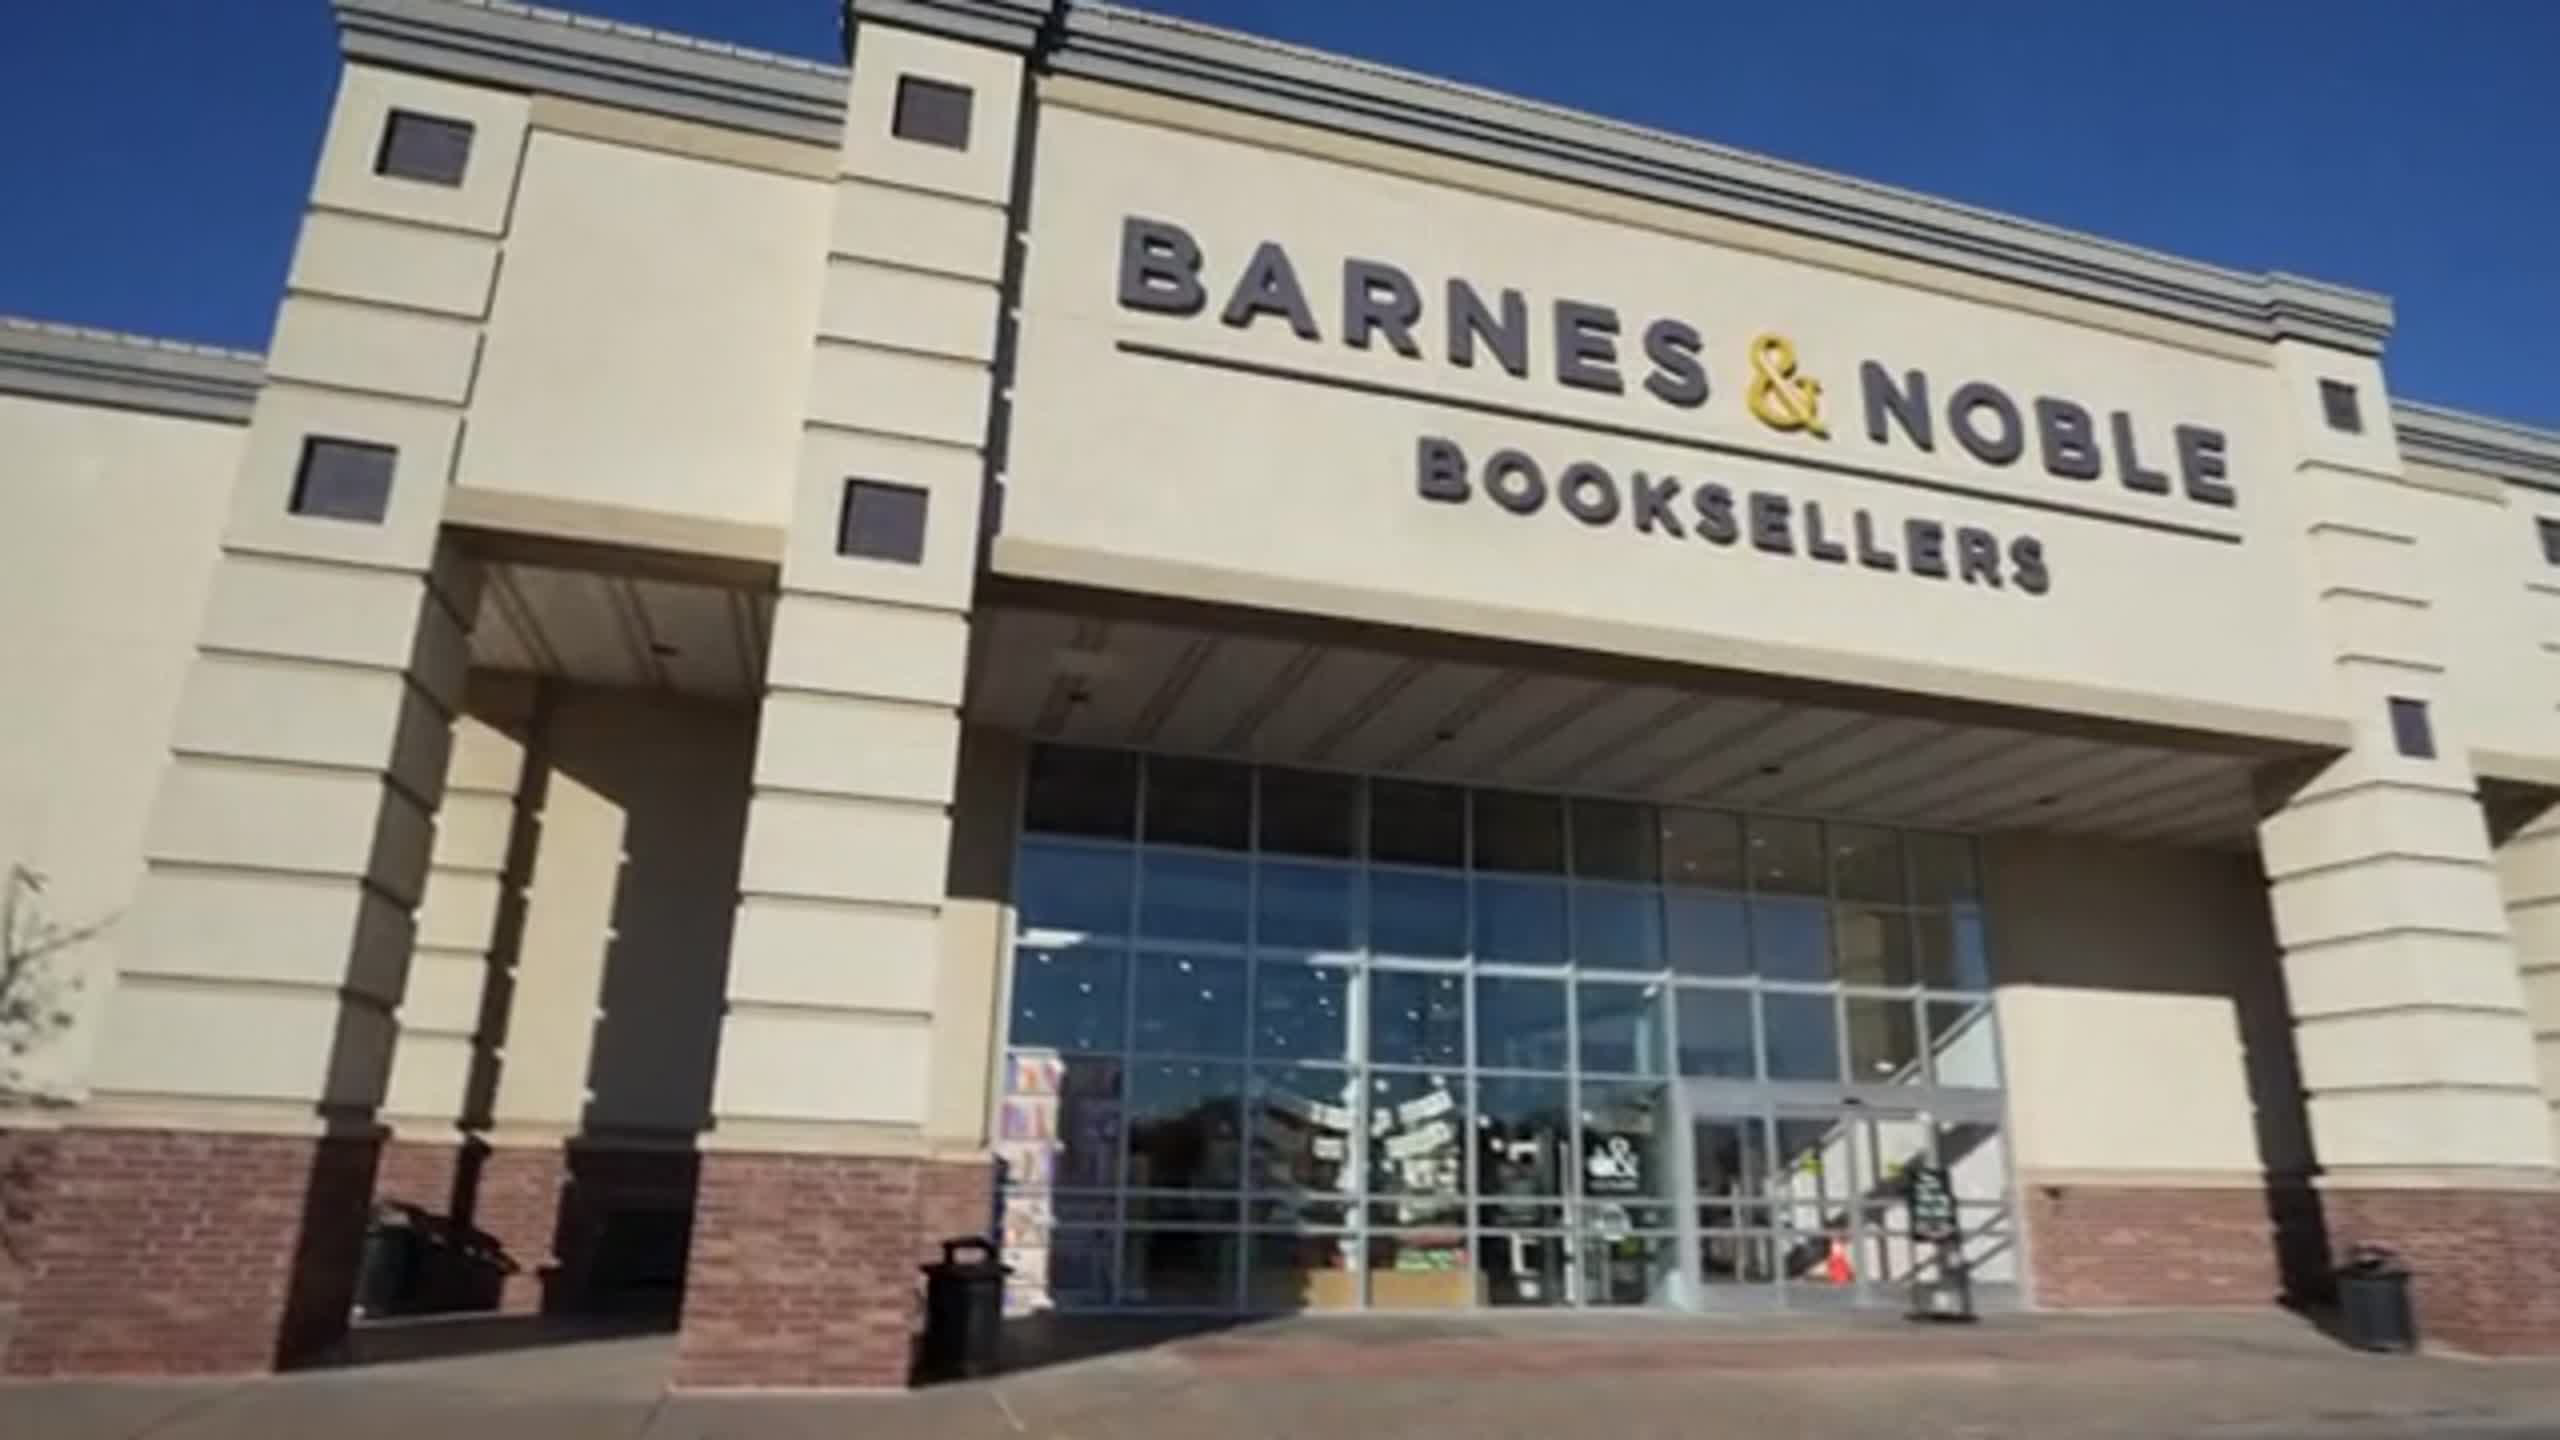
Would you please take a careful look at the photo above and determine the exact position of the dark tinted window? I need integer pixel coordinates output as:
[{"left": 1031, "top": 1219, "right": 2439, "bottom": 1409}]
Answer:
[
  {"left": 375, "top": 109, "right": 474, "bottom": 186},
  {"left": 1024, "top": 745, "right": 1136, "bottom": 838},
  {"left": 289, "top": 437, "right": 396, "bottom": 524}
]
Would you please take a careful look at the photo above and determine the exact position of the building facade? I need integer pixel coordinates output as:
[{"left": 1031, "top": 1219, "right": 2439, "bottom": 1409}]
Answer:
[{"left": 4, "top": 0, "right": 2560, "bottom": 1388}]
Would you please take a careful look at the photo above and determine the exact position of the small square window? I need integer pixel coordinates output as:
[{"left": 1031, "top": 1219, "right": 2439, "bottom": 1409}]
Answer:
[
  {"left": 2318, "top": 378, "right": 2363, "bottom": 435},
  {"left": 375, "top": 110, "right": 475, "bottom": 187},
  {"left": 2539, "top": 518, "right": 2560, "bottom": 567},
  {"left": 289, "top": 437, "right": 397, "bottom": 525},
  {"left": 891, "top": 75, "right": 973, "bottom": 150},
  {"left": 836, "top": 479, "right": 928, "bottom": 563},
  {"left": 2387, "top": 696, "right": 2435, "bottom": 760}
]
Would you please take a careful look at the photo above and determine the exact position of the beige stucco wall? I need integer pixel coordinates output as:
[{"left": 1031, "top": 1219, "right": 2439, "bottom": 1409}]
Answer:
[
  {"left": 486, "top": 683, "right": 754, "bottom": 1140},
  {"left": 456, "top": 128, "right": 830, "bottom": 534},
  {"left": 2408, "top": 473, "right": 2560, "bottom": 778},
  {"left": 0, "top": 395, "right": 235, "bottom": 1096},
  {"left": 1986, "top": 833, "right": 2305, "bottom": 1181},
  {"left": 997, "top": 97, "right": 2344, "bottom": 749}
]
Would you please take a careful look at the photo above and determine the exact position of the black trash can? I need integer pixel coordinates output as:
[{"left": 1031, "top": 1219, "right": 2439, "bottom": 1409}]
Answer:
[
  {"left": 2336, "top": 1245, "right": 2417, "bottom": 1353},
  {"left": 918, "top": 1237, "right": 1009, "bottom": 1383},
  {"left": 353, "top": 1204, "right": 423, "bottom": 1318}
]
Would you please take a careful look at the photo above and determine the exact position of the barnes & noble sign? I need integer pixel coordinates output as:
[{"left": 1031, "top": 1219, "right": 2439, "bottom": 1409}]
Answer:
[{"left": 1115, "top": 216, "right": 2250, "bottom": 598}]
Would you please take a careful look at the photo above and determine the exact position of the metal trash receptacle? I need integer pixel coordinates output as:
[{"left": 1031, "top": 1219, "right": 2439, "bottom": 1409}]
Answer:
[
  {"left": 2337, "top": 1245, "right": 2417, "bottom": 1353},
  {"left": 353, "top": 1203, "right": 423, "bottom": 1318},
  {"left": 918, "top": 1237, "right": 1009, "bottom": 1382}
]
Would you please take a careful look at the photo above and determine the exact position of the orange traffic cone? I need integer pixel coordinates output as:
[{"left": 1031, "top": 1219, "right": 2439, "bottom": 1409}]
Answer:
[{"left": 1823, "top": 1237, "right": 1854, "bottom": 1286}]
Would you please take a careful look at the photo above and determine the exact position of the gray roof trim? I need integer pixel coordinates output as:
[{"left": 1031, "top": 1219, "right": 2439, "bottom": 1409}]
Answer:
[
  {"left": 2395, "top": 400, "right": 2560, "bottom": 492},
  {"left": 998, "top": 1, "right": 2392, "bottom": 354},
  {"left": 335, "top": 0, "right": 851, "bottom": 147},
  {"left": 845, "top": 0, "right": 1055, "bottom": 51},
  {"left": 0, "top": 317, "right": 264, "bottom": 425}
]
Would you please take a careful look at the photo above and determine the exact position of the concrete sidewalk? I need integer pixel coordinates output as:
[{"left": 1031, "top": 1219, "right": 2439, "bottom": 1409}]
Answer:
[{"left": 13, "top": 1310, "right": 2560, "bottom": 1439}]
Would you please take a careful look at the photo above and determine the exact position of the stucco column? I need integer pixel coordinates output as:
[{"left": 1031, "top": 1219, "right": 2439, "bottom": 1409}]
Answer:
[
  {"left": 2256, "top": 337, "right": 2560, "bottom": 1352},
  {"left": 671, "top": 12, "right": 1031, "bottom": 1391},
  {"left": 2497, "top": 799, "right": 2560, "bottom": 1163}
]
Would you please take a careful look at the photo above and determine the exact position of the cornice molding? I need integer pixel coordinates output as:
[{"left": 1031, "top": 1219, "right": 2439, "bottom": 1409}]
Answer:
[
  {"left": 2395, "top": 400, "right": 2560, "bottom": 493},
  {"left": 0, "top": 317, "right": 263, "bottom": 426},
  {"left": 334, "top": 0, "right": 850, "bottom": 146}
]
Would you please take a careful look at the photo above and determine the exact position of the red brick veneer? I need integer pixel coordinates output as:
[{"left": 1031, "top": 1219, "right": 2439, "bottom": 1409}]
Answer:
[
  {"left": 373, "top": 1136, "right": 567, "bottom": 1314},
  {"left": 2025, "top": 1182, "right": 2284, "bottom": 1309},
  {"left": 674, "top": 1151, "right": 994, "bottom": 1389},
  {"left": 1, "top": 1126, "right": 379, "bottom": 1376},
  {"left": 2322, "top": 1186, "right": 2560, "bottom": 1354}
]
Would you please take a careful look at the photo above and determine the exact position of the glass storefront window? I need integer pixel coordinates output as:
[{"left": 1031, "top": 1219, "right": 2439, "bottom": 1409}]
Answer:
[
  {"left": 1370, "top": 969, "right": 1465, "bottom": 1066},
  {"left": 1253, "top": 960, "right": 1354, "bottom": 1061},
  {"left": 999, "top": 749, "right": 2009, "bottom": 1316},
  {"left": 1474, "top": 975, "right": 1568, "bottom": 1072},
  {"left": 1131, "top": 953, "right": 1247, "bottom": 1057}
]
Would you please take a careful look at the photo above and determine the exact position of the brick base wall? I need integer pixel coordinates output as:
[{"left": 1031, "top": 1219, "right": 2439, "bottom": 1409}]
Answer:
[
  {"left": 373, "top": 1137, "right": 566, "bottom": 1314},
  {"left": 2025, "top": 1182, "right": 2287, "bottom": 1309},
  {"left": 2324, "top": 1186, "right": 2560, "bottom": 1354},
  {"left": 674, "top": 1151, "right": 994, "bottom": 1390},
  {"left": 0, "top": 1126, "right": 379, "bottom": 1377}
]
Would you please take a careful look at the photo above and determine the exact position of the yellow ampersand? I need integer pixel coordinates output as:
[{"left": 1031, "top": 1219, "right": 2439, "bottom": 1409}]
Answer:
[{"left": 1746, "top": 332, "right": 1828, "bottom": 438}]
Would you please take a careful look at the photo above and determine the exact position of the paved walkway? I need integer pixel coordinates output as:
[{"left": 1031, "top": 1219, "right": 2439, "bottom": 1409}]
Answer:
[{"left": 15, "top": 1310, "right": 2560, "bottom": 1438}]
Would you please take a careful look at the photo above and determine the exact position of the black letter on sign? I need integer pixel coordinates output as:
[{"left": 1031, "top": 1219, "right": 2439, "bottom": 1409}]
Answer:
[
  {"left": 1642, "top": 319, "right": 1709, "bottom": 409},
  {"left": 2176, "top": 425, "right": 2235, "bottom": 507},
  {"left": 1558, "top": 463, "right": 1621, "bottom": 526},
  {"left": 2034, "top": 398, "right": 2102, "bottom": 480},
  {"left": 1221, "top": 241, "right": 1320, "bottom": 340},
  {"left": 1749, "top": 492, "right": 1795, "bottom": 554},
  {"left": 1907, "top": 519, "right": 1949, "bottom": 578},
  {"left": 2113, "top": 411, "right": 2170, "bottom": 494},
  {"left": 1853, "top": 510, "right": 1899, "bottom": 572},
  {"left": 1803, "top": 502, "right": 1849, "bottom": 563},
  {"left": 2010, "top": 536, "right": 2051, "bottom": 595},
  {"left": 1449, "top": 279, "right": 1529, "bottom": 378},
  {"left": 1695, "top": 484, "right": 1739, "bottom": 546},
  {"left": 1554, "top": 301, "right": 1624, "bottom": 393},
  {"left": 1119, "top": 216, "right": 1206, "bottom": 315},
  {"left": 1630, "top": 472, "right": 1685, "bottom": 538},
  {"left": 1955, "top": 527, "right": 2003, "bottom": 587},
  {"left": 1862, "top": 362, "right": 1933, "bottom": 451},
  {"left": 1417, "top": 436, "right": 1470, "bottom": 502},
  {"left": 1949, "top": 382, "right": 2024, "bottom": 466},
  {"left": 1484, "top": 449, "right": 1547, "bottom": 514},
  {"left": 1344, "top": 259, "right": 1423, "bottom": 358}
]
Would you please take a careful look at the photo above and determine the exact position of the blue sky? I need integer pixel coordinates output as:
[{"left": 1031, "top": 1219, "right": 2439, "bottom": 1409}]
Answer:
[{"left": 3, "top": 1, "right": 2553, "bottom": 426}]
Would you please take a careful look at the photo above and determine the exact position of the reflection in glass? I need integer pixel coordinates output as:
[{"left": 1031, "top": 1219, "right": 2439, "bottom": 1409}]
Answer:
[
  {"left": 1367, "top": 1234, "right": 1474, "bottom": 1309},
  {"left": 1138, "top": 851, "right": 1248, "bottom": 944},
  {"left": 1250, "top": 1065, "right": 1358, "bottom": 1194},
  {"left": 1666, "top": 890, "right": 1750, "bottom": 978},
  {"left": 1131, "top": 953, "right": 1247, "bottom": 1057},
  {"left": 1368, "top": 1071, "right": 1465, "bottom": 1222},
  {"left": 1763, "top": 992, "right": 1842, "bottom": 1082},
  {"left": 1473, "top": 790, "right": 1565, "bottom": 873},
  {"left": 1370, "top": 969, "right": 1465, "bottom": 1066},
  {"left": 1701, "top": 1230, "right": 1781, "bottom": 1288},
  {"left": 1909, "top": 832, "right": 1980, "bottom": 905},
  {"left": 1001, "top": 1050, "right": 1124, "bottom": 1190},
  {"left": 1008, "top": 947, "right": 1127, "bottom": 1053},
  {"left": 1473, "top": 875, "right": 1566, "bottom": 965},
  {"left": 1370, "top": 868, "right": 1466, "bottom": 959},
  {"left": 1575, "top": 882, "right": 1664, "bottom": 971},
  {"left": 1258, "top": 861, "right": 1355, "bottom": 952},
  {"left": 1122, "top": 1229, "right": 1236, "bottom": 1308},
  {"left": 1578, "top": 982, "right": 1669, "bottom": 1076},
  {"left": 1675, "top": 986, "right": 1755, "bottom": 1078},
  {"left": 1836, "top": 906, "right": 1915, "bottom": 987},
  {"left": 1660, "top": 808, "right": 1743, "bottom": 890},
  {"left": 1938, "top": 1121, "right": 2007, "bottom": 1204},
  {"left": 1928, "top": 999, "right": 2001, "bottom": 1088},
  {"left": 1024, "top": 745, "right": 1136, "bottom": 838},
  {"left": 1126, "top": 1061, "right": 1243, "bottom": 1191},
  {"left": 1579, "top": 1081, "right": 1673, "bottom": 1207},
  {"left": 1751, "top": 898, "right": 1832, "bottom": 982},
  {"left": 1829, "top": 825, "right": 1906, "bottom": 904},
  {"left": 1692, "top": 1115, "right": 1771, "bottom": 1221},
  {"left": 1748, "top": 816, "right": 1825, "bottom": 896},
  {"left": 1580, "top": 1235, "right": 1679, "bottom": 1306},
  {"left": 1475, "top": 975, "right": 1568, "bottom": 1072},
  {"left": 1370, "top": 779, "right": 1465, "bottom": 866},
  {"left": 1571, "top": 798, "right": 1658, "bottom": 882},
  {"left": 1476, "top": 1075, "right": 1570, "bottom": 1223},
  {"left": 1252, "top": 961, "right": 1354, "bottom": 1061},
  {"left": 1144, "top": 755, "right": 1250, "bottom": 850},
  {"left": 1484, "top": 1232, "right": 1571, "bottom": 1306},
  {"left": 1918, "top": 904, "right": 1992, "bottom": 990},
  {"left": 1016, "top": 841, "right": 1131, "bottom": 937},
  {"left": 1259, "top": 767, "right": 1358, "bottom": 858},
  {"left": 1248, "top": 1231, "right": 1358, "bottom": 1310},
  {"left": 1845, "top": 996, "right": 1920, "bottom": 1085}
]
